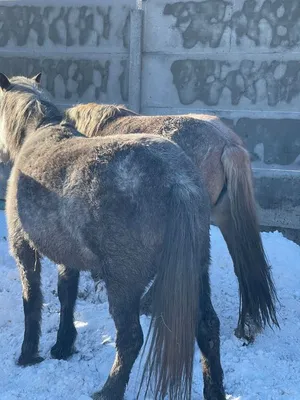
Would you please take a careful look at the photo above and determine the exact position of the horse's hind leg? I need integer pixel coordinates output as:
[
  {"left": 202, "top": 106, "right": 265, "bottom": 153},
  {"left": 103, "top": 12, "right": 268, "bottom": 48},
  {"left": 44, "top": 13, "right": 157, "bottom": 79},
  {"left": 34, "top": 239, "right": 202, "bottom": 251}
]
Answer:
[
  {"left": 212, "top": 193, "right": 258, "bottom": 342},
  {"left": 92, "top": 283, "right": 144, "bottom": 400},
  {"left": 196, "top": 272, "right": 225, "bottom": 400},
  {"left": 13, "top": 240, "right": 43, "bottom": 366},
  {"left": 51, "top": 265, "right": 79, "bottom": 360}
]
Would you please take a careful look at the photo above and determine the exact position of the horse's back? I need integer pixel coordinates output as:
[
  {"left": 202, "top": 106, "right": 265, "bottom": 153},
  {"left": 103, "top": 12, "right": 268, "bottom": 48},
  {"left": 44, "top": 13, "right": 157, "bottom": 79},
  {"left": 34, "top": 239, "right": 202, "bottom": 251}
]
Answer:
[{"left": 102, "top": 112, "right": 240, "bottom": 145}]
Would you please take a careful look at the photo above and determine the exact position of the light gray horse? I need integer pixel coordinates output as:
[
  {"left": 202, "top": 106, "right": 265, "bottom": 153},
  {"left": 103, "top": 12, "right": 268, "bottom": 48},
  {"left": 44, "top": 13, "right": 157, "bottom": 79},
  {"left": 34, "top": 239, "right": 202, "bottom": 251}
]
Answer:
[
  {"left": 0, "top": 73, "right": 225, "bottom": 400},
  {"left": 65, "top": 102, "right": 279, "bottom": 342}
]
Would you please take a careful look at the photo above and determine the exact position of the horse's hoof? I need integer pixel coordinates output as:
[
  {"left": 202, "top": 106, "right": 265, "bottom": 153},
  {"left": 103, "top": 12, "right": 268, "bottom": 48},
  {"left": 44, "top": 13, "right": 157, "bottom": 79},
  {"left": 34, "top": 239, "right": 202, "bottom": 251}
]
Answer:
[
  {"left": 17, "top": 354, "right": 44, "bottom": 366},
  {"left": 50, "top": 343, "right": 76, "bottom": 360},
  {"left": 234, "top": 325, "right": 255, "bottom": 345},
  {"left": 234, "top": 314, "right": 262, "bottom": 343}
]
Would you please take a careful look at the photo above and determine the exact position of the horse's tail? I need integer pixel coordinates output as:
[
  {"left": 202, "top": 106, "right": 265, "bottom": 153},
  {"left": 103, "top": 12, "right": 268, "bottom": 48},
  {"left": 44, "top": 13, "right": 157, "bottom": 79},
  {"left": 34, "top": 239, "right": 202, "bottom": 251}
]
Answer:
[
  {"left": 221, "top": 144, "right": 279, "bottom": 332},
  {"left": 141, "top": 180, "right": 210, "bottom": 399}
]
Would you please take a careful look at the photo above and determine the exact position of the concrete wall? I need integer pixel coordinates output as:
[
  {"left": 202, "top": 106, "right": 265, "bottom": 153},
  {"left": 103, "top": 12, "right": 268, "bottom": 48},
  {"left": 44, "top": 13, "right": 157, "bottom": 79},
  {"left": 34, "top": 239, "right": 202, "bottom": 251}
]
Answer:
[
  {"left": 0, "top": 1, "right": 133, "bottom": 106},
  {"left": 0, "top": 0, "right": 299, "bottom": 230}
]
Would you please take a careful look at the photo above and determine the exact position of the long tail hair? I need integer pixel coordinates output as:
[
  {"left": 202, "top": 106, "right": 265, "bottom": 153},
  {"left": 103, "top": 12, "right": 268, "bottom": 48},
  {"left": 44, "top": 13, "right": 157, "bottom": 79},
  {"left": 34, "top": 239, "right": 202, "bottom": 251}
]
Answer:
[
  {"left": 140, "top": 182, "right": 210, "bottom": 399},
  {"left": 221, "top": 144, "right": 279, "bottom": 332}
]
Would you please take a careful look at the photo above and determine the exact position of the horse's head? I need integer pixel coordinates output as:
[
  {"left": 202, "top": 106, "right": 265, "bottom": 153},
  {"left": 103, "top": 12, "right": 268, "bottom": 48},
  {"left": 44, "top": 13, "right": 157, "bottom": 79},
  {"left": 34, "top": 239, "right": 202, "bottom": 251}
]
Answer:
[
  {"left": 0, "top": 72, "right": 59, "bottom": 163},
  {"left": 0, "top": 72, "right": 46, "bottom": 98}
]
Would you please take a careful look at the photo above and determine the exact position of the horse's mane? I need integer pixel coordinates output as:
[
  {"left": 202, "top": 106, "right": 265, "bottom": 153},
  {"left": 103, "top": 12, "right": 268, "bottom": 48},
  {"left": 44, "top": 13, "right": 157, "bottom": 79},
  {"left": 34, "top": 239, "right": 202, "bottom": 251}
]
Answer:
[
  {"left": 0, "top": 76, "right": 62, "bottom": 160},
  {"left": 65, "top": 103, "right": 138, "bottom": 137}
]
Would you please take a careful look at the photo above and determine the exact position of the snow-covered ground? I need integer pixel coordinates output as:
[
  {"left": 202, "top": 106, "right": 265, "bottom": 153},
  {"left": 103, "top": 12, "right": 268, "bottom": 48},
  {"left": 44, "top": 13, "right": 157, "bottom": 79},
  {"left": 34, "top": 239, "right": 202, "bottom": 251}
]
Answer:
[{"left": 0, "top": 209, "right": 300, "bottom": 400}]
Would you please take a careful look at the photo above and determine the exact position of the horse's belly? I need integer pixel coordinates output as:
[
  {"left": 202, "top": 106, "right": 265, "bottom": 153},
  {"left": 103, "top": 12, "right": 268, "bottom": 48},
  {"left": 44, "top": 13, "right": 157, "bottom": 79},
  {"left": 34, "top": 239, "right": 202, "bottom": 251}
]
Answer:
[{"left": 19, "top": 209, "right": 100, "bottom": 271}]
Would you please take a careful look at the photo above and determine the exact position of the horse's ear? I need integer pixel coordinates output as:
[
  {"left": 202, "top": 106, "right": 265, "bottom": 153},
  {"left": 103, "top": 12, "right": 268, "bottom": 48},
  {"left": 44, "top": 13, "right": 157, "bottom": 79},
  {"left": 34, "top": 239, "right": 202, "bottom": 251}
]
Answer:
[
  {"left": 32, "top": 72, "right": 42, "bottom": 84},
  {"left": 0, "top": 73, "right": 10, "bottom": 90}
]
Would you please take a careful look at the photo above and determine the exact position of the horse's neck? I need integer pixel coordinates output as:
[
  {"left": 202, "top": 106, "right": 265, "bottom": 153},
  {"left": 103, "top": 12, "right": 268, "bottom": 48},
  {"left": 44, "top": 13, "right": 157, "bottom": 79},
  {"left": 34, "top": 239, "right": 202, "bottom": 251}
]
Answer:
[{"left": 22, "top": 118, "right": 71, "bottom": 153}]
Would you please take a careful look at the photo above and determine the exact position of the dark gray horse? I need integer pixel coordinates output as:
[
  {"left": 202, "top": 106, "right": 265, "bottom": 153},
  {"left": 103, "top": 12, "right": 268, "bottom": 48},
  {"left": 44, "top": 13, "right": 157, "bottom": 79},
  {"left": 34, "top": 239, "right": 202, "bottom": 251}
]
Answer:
[
  {"left": 65, "top": 102, "right": 279, "bottom": 342},
  {"left": 0, "top": 73, "right": 225, "bottom": 400}
]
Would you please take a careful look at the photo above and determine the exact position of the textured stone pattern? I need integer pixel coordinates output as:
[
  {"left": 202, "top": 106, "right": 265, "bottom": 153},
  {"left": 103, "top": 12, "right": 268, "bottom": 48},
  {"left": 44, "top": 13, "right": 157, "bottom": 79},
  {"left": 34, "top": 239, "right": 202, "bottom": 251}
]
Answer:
[
  {"left": 0, "top": 3, "right": 132, "bottom": 104},
  {"left": 0, "top": 56, "right": 129, "bottom": 104},
  {"left": 144, "top": 0, "right": 300, "bottom": 112},
  {"left": 142, "top": 55, "right": 300, "bottom": 113},
  {"left": 163, "top": 0, "right": 300, "bottom": 50},
  {"left": 170, "top": 59, "right": 300, "bottom": 109},
  {"left": 0, "top": 4, "right": 131, "bottom": 49}
]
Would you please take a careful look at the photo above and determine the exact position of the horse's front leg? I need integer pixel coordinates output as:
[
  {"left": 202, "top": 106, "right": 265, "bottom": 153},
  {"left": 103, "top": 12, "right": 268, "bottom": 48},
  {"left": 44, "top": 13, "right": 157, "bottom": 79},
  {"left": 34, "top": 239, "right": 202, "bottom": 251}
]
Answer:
[
  {"left": 12, "top": 239, "right": 43, "bottom": 366},
  {"left": 51, "top": 265, "right": 79, "bottom": 360}
]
